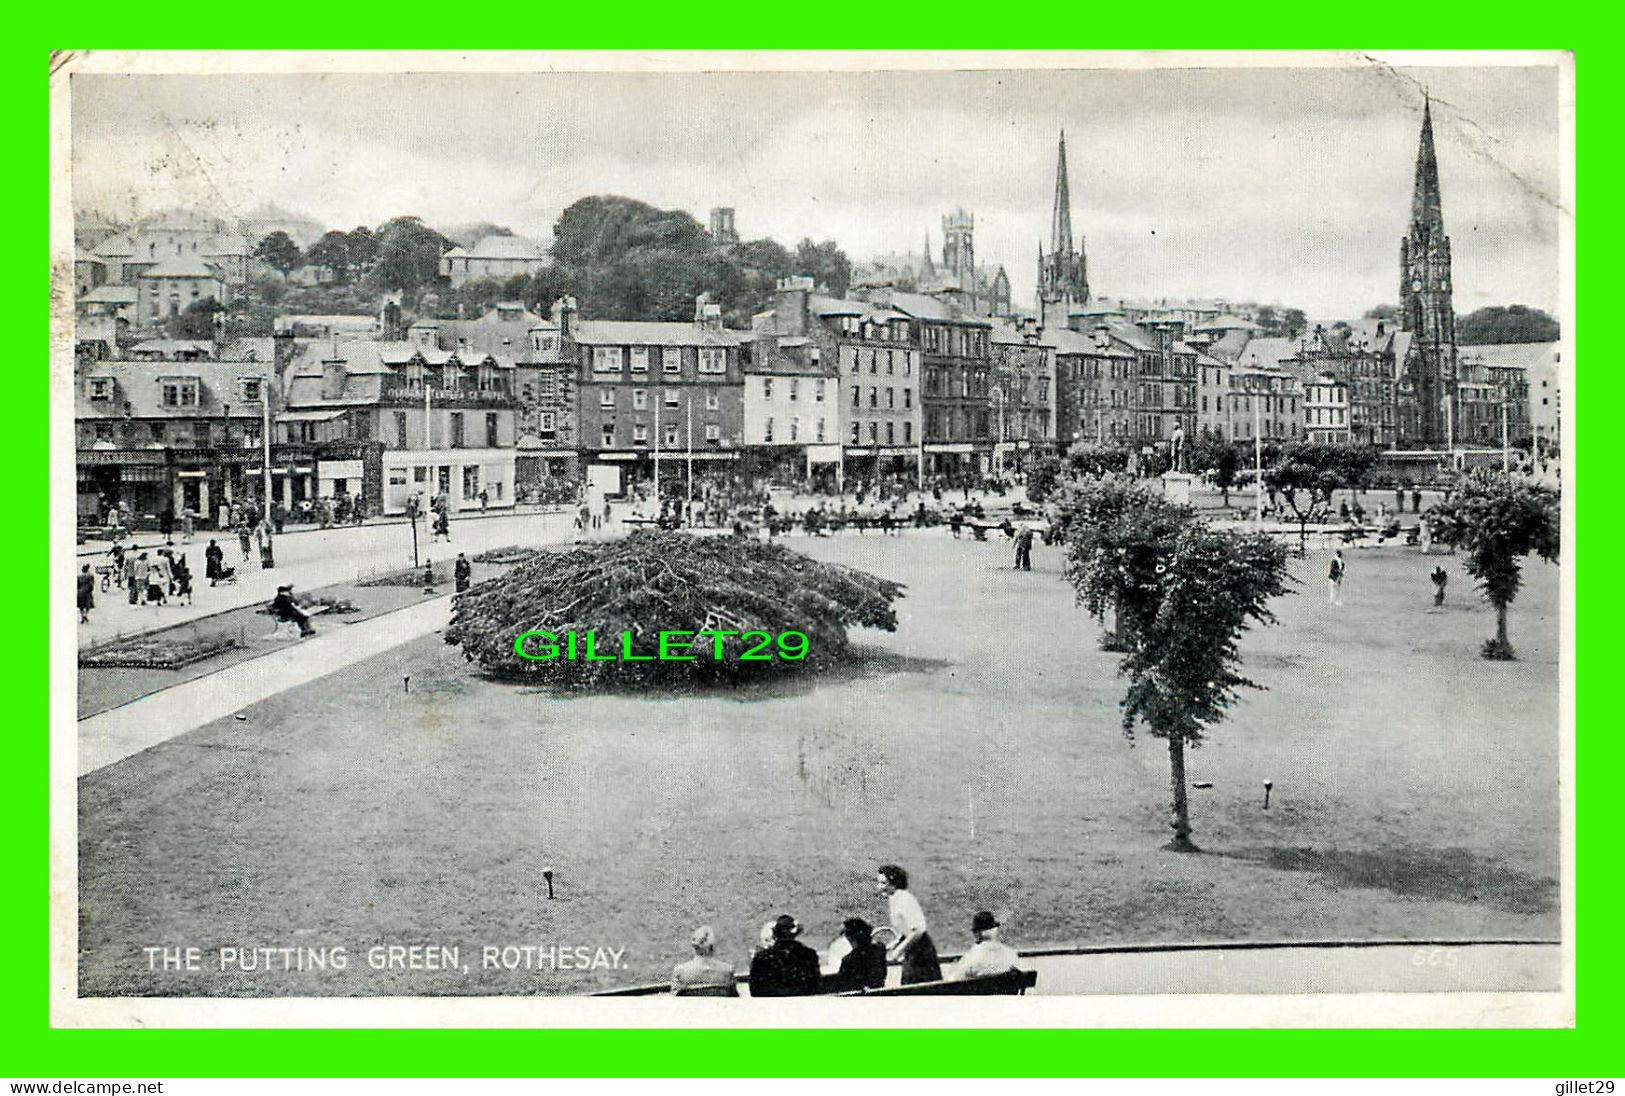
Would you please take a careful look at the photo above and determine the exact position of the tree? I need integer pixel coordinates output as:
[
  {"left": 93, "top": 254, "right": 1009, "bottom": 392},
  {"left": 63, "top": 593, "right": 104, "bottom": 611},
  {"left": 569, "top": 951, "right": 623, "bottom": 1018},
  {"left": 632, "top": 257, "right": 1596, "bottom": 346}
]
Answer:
[
  {"left": 370, "top": 216, "right": 453, "bottom": 291},
  {"left": 1282, "top": 307, "right": 1308, "bottom": 339},
  {"left": 1188, "top": 432, "right": 1240, "bottom": 507},
  {"left": 1055, "top": 475, "right": 1188, "bottom": 650},
  {"left": 443, "top": 531, "right": 904, "bottom": 686},
  {"left": 1024, "top": 456, "right": 1064, "bottom": 504},
  {"left": 1263, "top": 442, "right": 1375, "bottom": 553},
  {"left": 252, "top": 231, "right": 303, "bottom": 277},
  {"left": 1364, "top": 303, "right": 1398, "bottom": 321},
  {"left": 793, "top": 238, "right": 852, "bottom": 297},
  {"left": 1065, "top": 441, "right": 1131, "bottom": 478},
  {"left": 164, "top": 297, "right": 226, "bottom": 341},
  {"left": 305, "top": 230, "right": 354, "bottom": 283},
  {"left": 1113, "top": 522, "right": 1291, "bottom": 850},
  {"left": 1457, "top": 305, "right": 1560, "bottom": 345},
  {"left": 1424, "top": 470, "right": 1560, "bottom": 660},
  {"left": 346, "top": 226, "right": 379, "bottom": 277}
]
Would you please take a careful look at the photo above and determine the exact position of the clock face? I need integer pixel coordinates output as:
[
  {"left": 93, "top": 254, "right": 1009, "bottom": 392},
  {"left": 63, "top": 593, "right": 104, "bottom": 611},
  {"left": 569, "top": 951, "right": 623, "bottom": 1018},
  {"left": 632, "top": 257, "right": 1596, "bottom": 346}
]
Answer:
[
  {"left": 1411, "top": 279, "right": 1423, "bottom": 291},
  {"left": 1441, "top": 280, "right": 1450, "bottom": 291}
]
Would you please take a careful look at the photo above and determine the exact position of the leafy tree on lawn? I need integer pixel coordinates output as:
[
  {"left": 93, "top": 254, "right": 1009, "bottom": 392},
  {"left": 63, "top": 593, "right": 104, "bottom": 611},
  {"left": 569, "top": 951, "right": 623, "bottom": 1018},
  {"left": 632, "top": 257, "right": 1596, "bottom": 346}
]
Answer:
[
  {"left": 305, "top": 230, "right": 354, "bottom": 283},
  {"left": 1111, "top": 521, "right": 1292, "bottom": 850},
  {"left": 346, "top": 226, "right": 379, "bottom": 277},
  {"left": 1457, "top": 304, "right": 1560, "bottom": 346},
  {"left": 1188, "top": 431, "right": 1240, "bottom": 507},
  {"left": 1055, "top": 475, "right": 1190, "bottom": 651},
  {"left": 1282, "top": 307, "right": 1308, "bottom": 339},
  {"left": 370, "top": 216, "right": 453, "bottom": 291},
  {"left": 794, "top": 238, "right": 852, "bottom": 297},
  {"left": 1424, "top": 470, "right": 1560, "bottom": 660},
  {"left": 1024, "top": 456, "right": 1064, "bottom": 504},
  {"left": 1263, "top": 442, "right": 1376, "bottom": 553},
  {"left": 1065, "top": 441, "right": 1131, "bottom": 478},
  {"left": 1364, "top": 303, "right": 1398, "bottom": 321},
  {"left": 253, "top": 231, "right": 303, "bottom": 277}
]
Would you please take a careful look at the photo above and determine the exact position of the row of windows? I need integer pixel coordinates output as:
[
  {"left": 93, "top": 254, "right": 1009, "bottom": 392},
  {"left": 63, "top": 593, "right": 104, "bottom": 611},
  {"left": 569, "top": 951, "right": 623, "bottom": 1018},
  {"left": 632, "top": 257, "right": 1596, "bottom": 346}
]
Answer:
[
  {"left": 597, "top": 389, "right": 723, "bottom": 412},
  {"left": 91, "top": 420, "right": 258, "bottom": 446},
  {"left": 599, "top": 422, "right": 723, "bottom": 447},
  {"left": 591, "top": 346, "right": 728, "bottom": 375},
  {"left": 922, "top": 325, "right": 989, "bottom": 358},
  {"left": 761, "top": 377, "right": 827, "bottom": 401},
  {"left": 835, "top": 316, "right": 911, "bottom": 343},
  {"left": 391, "top": 410, "right": 500, "bottom": 449},
  {"left": 846, "top": 347, "right": 914, "bottom": 377},
  {"left": 849, "top": 385, "right": 913, "bottom": 411},
  {"left": 762, "top": 417, "right": 826, "bottom": 444},
  {"left": 849, "top": 420, "right": 913, "bottom": 445}
]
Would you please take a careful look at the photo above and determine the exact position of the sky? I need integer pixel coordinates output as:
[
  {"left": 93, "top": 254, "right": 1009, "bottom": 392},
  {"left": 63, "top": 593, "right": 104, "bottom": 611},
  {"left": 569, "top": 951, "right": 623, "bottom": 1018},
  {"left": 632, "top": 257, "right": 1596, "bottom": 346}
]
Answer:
[{"left": 68, "top": 56, "right": 1566, "bottom": 320}]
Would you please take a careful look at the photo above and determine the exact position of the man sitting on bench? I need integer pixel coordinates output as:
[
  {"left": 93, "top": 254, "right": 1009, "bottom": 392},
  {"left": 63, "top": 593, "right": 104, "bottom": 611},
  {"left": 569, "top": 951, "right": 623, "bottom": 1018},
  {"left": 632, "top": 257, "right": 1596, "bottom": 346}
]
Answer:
[
  {"left": 269, "top": 583, "right": 317, "bottom": 638},
  {"left": 950, "top": 911, "right": 1022, "bottom": 981}
]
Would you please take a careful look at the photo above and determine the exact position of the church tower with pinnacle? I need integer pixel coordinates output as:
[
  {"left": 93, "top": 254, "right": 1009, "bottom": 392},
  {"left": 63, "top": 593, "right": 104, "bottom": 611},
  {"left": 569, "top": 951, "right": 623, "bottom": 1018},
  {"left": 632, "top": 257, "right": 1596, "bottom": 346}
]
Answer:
[
  {"left": 1039, "top": 130, "right": 1089, "bottom": 328},
  {"left": 1399, "top": 97, "right": 1458, "bottom": 449}
]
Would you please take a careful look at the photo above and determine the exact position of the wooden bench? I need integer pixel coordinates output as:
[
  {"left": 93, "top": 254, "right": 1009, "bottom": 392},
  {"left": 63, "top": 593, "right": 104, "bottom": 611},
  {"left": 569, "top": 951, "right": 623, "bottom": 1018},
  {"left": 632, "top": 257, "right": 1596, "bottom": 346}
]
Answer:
[
  {"left": 839, "top": 969, "right": 1037, "bottom": 997},
  {"left": 262, "top": 602, "right": 331, "bottom": 640}
]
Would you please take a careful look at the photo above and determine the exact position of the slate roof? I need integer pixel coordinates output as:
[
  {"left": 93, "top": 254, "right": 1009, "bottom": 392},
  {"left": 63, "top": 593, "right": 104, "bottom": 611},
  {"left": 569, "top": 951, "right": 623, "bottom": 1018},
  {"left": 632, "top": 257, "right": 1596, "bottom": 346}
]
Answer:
[
  {"left": 75, "top": 360, "right": 276, "bottom": 420},
  {"left": 571, "top": 320, "right": 745, "bottom": 348},
  {"left": 138, "top": 257, "right": 224, "bottom": 279}
]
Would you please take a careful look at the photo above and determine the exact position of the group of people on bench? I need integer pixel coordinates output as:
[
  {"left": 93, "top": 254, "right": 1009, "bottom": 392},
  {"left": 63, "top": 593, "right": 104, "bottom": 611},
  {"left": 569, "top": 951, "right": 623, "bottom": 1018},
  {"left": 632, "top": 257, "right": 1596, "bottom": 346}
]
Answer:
[{"left": 669, "top": 864, "right": 1022, "bottom": 997}]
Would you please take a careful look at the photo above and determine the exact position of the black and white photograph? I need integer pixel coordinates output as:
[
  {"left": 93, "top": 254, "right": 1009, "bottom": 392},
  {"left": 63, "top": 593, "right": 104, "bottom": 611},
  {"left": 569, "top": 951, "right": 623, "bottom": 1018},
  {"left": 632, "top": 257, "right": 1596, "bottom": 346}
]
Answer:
[{"left": 50, "top": 50, "right": 1573, "bottom": 1027}]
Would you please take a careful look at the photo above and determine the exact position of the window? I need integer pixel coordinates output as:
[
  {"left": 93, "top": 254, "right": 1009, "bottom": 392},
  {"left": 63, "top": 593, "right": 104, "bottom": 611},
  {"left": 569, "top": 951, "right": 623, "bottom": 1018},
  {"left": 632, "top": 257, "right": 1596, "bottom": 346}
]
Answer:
[
  {"left": 462, "top": 465, "right": 480, "bottom": 501},
  {"left": 663, "top": 348, "right": 682, "bottom": 374},
  {"left": 599, "top": 389, "right": 615, "bottom": 410},
  {"left": 789, "top": 379, "right": 799, "bottom": 402},
  {"left": 93, "top": 422, "right": 113, "bottom": 443},
  {"left": 395, "top": 411, "right": 408, "bottom": 447},
  {"left": 850, "top": 422, "right": 860, "bottom": 443},
  {"left": 629, "top": 347, "right": 649, "bottom": 373},
  {"left": 885, "top": 421, "right": 895, "bottom": 445},
  {"left": 705, "top": 391, "right": 719, "bottom": 411},
  {"left": 149, "top": 423, "right": 165, "bottom": 443},
  {"left": 486, "top": 412, "right": 499, "bottom": 448},
  {"left": 664, "top": 390, "right": 679, "bottom": 407},
  {"left": 763, "top": 378, "right": 774, "bottom": 400},
  {"left": 593, "top": 347, "right": 623, "bottom": 373},
  {"left": 698, "top": 348, "right": 726, "bottom": 374},
  {"left": 886, "top": 388, "right": 895, "bottom": 409},
  {"left": 633, "top": 389, "right": 648, "bottom": 410},
  {"left": 537, "top": 373, "right": 557, "bottom": 399},
  {"left": 601, "top": 422, "right": 616, "bottom": 446},
  {"left": 161, "top": 381, "right": 199, "bottom": 408},
  {"left": 450, "top": 412, "right": 465, "bottom": 448},
  {"left": 705, "top": 423, "right": 720, "bottom": 442},
  {"left": 867, "top": 422, "right": 878, "bottom": 443},
  {"left": 88, "top": 377, "right": 112, "bottom": 401},
  {"left": 869, "top": 387, "right": 878, "bottom": 409},
  {"left": 886, "top": 351, "right": 895, "bottom": 375},
  {"left": 539, "top": 411, "right": 556, "bottom": 435},
  {"left": 816, "top": 418, "right": 825, "bottom": 442},
  {"left": 903, "top": 421, "right": 913, "bottom": 444},
  {"left": 849, "top": 347, "right": 860, "bottom": 374},
  {"left": 242, "top": 379, "right": 261, "bottom": 402},
  {"left": 633, "top": 423, "right": 649, "bottom": 444},
  {"left": 903, "top": 387, "right": 912, "bottom": 410},
  {"left": 764, "top": 417, "right": 774, "bottom": 443},
  {"left": 868, "top": 351, "right": 877, "bottom": 374},
  {"left": 851, "top": 386, "right": 860, "bottom": 408},
  {"left": 790, "top": 418, "right": 799, "bottom": 442},
  {"left": 816, "top": 379, "right": 825, "bottom": 402},
  {"left": 664, "top": 424, "right": 679, "bottom": 447}
]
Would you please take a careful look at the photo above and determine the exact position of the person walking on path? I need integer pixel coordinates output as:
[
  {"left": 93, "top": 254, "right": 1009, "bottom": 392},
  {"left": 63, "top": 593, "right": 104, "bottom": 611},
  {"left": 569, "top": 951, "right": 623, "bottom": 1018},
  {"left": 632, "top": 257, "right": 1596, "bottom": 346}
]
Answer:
[
  {"left": 159, "top": 507, "right": 175, "bottom": 541},
  {"left": 144, "top": 552, "right": 169, "bottom": 607},
  {"left": 478, "top": 489, "right": 489, "bottom": 514},
  {"left": 1328, "top": 549, "right": 1346, "bottom": 606},
  {"left": 1431, "top": 565, "right": 1449, "bottom": 607},
  {"left": 1013, "top": 524, "right": 1035, "bottom": 571},
  {"left": 204, "top": 540, "right": 225, "bottom": 586},
  {"left": 236, "top": 520, "right": 253, "bottom": 563},
  {"left": 180, "top": 509, "right": 196, "bottom": 543},
  {"left": 107, "top": 542, "right": 126, "bottom": 588},
  {"left": 877, "top": 864, "right": 942, "bottom": 985},
  {"left": 124, "top": 553, "right": 140, "bottom": 604},
  {"left": 1412, "top": 488, "right": 1423, "bottom": 514},
  {"left": 454, "top": 552, "right": 472, "bottom": 593},
  {"left": 433, "top": 508, "right": 451, "bottom": 543},
  {"left": 603, "top": 497, "right": 612, "bottom": 528},
  {"left": 1395, "top": 486, "right": 1406, "bottom": 514},
  {"left": 77, "top": 564, "right": 95, "bottom": 623},
  {"left": 170, "top": 552, "right": 194, "bottom": 605}
]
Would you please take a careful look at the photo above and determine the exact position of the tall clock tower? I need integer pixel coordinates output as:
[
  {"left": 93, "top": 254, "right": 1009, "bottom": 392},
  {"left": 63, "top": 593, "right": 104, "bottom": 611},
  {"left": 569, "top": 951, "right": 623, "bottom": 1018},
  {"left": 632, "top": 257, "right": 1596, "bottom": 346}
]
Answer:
[{"left": 1399, "top": 97, "right": 1458, "bottom": 449}]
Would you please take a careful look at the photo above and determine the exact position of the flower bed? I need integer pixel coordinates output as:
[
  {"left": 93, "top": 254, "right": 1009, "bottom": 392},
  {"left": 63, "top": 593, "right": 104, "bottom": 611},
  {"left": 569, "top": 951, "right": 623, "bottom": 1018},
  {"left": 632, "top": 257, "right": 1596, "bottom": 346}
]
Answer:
[{"left": 80, "top": 632, "right": 242, "bottom": 670}]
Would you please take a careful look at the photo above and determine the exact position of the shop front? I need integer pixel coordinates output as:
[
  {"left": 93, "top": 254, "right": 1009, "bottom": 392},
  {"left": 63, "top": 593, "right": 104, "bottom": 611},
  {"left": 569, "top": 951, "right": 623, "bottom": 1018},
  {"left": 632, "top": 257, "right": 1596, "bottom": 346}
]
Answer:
[{"left": 380, "top": 447, "right": 516, "bottom": 514}]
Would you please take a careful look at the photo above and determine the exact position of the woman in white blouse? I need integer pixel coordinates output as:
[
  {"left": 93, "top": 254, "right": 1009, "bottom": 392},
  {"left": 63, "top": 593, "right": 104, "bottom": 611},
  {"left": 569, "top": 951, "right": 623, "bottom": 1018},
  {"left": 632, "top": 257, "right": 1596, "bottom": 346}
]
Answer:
[{"left": 876, "top": 863, "right": 942, "bottom": 985}]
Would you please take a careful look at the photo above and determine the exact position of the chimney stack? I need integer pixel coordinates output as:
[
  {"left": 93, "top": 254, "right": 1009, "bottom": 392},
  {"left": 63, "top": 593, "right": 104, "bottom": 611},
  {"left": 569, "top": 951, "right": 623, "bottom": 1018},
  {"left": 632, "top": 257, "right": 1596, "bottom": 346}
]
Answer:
[
  {"left": 773, "top": 275, "right": 815, "bottom": 337},
  {"left": 550, "top": 296, "right": 577, "bottom": 339}
]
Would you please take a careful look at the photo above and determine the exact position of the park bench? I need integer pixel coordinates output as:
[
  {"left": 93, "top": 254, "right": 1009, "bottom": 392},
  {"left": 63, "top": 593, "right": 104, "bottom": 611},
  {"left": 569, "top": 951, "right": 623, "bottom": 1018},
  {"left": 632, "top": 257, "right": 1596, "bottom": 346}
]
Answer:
[
  {"left": 838, "top": 968, "right": 1038, "bottom": 996},
  {"left": 259, "top": 602, "right": 331, "bottom": 641}
]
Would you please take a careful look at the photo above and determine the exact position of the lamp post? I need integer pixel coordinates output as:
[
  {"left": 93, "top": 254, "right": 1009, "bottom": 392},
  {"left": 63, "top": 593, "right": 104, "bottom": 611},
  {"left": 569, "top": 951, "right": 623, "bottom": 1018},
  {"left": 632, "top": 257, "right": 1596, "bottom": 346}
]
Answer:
[
  {"left": 1252, "top": 386, "right": 1264, "bottom": 524},
  {"left": 653, "top": 388, "right": 662, "bottom": 504},
  {"left": 994, "top": 388, "right": 1007, "bottom": 478}
]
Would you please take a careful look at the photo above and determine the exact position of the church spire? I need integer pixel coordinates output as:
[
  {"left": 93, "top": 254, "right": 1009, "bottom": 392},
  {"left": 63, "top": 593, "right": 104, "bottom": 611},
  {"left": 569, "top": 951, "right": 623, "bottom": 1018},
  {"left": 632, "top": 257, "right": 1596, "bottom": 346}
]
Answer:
[
  {"left": 1409, "top": 95, "right": 1444, "bottom": 244},
  {"left": 1050, "top": 129, "right": 1074, "bottom": 255}
]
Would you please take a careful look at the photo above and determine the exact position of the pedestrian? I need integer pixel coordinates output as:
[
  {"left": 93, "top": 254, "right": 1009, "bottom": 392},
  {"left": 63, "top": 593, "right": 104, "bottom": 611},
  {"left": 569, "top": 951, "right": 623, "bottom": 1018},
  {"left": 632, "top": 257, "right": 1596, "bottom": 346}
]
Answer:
[
  {"left": 171, "top": 552, "right": 194, "bottom": 605},
  {"left": 272, "top": 500, "right": 287, "bottom": 536},
  {"left": 1328, "top": 549, "right": 1346, "bottom": 606},
  {"left": 951, "top": 911, "right": 1023, "bottom": 982},
  {"left": 77, "top": 564, "right": 95, "bottom": 623},
  {"left": 949, "top": 511, "right": 963, "bottom": 539},
  {"left": 1013, "top": 524, "right": 1035, "bottom": 571},
  {"left": 877, "top": 864, "right": 941, "bottom": 985},
  {"left": 1338, "top": 501, "right": 1350, "bottom": 522},
  {"left": 144, "top": 552, "right": 168, "bottom": 606},
  {"left": 180, "top": 508, "right": 196, "bottom": 543},
  {"left": 1352, "top": 502, "right": 1365, "bottom": 525},
  {"left": 107, "top": 542, "right": 126, "bottom": 587},
  {"left": 270, "top": 584, "right": 316, "bottom": 638},
  {"left": 1431, "top": 565, "right": 1449, "bottom": 607},
  {"left": 205, "top": 538, "right": 227, "bottom": 586},
  {"left": 124, "top": 553, "right": 140, "bottom": 605},
  {"left": 1395, "top": 486, "right": 1405, "bottom": 514},
  {"left": 669, "top": 925, "right": 738, "bottom": 997},
  {"left": 1412, "top": 487, "right": 1423, "bottom": 514},
  {"left": 454, "top": 552, "right": 471, "bottom": 593},
  {"left": 237, "top": 520, "right": 252, "bottom": 563},
  {"left": 478, "top": 489, "right": 489, "bottom": 514},
  {"left": 603, "top": 497, "right": 612, "bottom": 527},
  {"left": 747, "top": 915, "right": 822, "bottom": 997},
  {"left": 159, "top": 507, "right": 175, "bottom": 541},
  {"left": 352, "top": 492, "right": 366, "bottom": 524},
  {"left": 433, "top": 509, "right": 451, "bottom": 542}
]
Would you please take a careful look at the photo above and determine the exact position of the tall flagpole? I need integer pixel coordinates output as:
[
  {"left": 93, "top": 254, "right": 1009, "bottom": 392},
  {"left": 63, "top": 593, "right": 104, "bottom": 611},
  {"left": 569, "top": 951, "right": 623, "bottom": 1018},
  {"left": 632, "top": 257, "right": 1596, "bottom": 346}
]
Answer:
[
  {"left": 1253, "top": 385, "right": 1263, "bottom": 523},
  {"left": 686, "top": 397, "right": 694, "bottom": 506},
  {"left": 654, "top": 389, "right": 662, "bottom": 503}
]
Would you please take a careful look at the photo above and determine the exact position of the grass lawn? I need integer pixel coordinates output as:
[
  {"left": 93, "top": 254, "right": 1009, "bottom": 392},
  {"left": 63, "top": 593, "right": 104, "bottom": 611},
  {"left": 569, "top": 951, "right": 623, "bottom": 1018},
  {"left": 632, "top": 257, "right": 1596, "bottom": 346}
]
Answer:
[{"left": 78, "top": 530, "right": 1560, "bottom": 997}]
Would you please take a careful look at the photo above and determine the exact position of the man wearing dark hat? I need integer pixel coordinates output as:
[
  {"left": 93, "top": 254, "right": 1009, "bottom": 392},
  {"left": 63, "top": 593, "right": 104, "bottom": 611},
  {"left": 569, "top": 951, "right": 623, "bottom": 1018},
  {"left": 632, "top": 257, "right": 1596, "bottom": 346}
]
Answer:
[
  {"left": 747, "top": 914, "right": 822, "bottom": 997},
  {"left": 950, "top": 911, "right": 1022, "bottom": 981},
  {"left": 269, "top": 584, "right": 316, "bottom": 638},
  {"left": 830, "top": 917, "right": 888, "bottom": 993}
]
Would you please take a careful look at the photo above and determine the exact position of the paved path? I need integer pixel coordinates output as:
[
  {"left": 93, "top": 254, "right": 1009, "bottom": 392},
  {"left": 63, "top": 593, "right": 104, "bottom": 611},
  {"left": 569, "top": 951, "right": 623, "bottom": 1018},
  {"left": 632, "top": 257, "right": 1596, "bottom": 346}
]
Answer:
[
  {"left": 76, "top": 508, "right": 579, "bottom": 649},
  {"left": 77, "top": 593, "right": 456, "bottom": 777}
]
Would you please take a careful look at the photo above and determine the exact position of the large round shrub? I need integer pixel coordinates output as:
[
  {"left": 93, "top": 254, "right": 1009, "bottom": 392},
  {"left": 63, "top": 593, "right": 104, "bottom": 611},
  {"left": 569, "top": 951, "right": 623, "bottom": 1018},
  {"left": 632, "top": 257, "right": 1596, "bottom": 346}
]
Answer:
[{"left": 443, "top": 530, "right": 905, "bottom": 686}]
